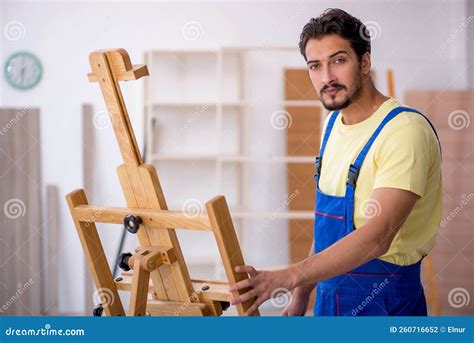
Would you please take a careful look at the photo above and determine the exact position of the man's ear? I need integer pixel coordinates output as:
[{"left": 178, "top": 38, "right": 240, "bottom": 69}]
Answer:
[{"left": 361, "top": 52, "right": 371, "bottom": 76}]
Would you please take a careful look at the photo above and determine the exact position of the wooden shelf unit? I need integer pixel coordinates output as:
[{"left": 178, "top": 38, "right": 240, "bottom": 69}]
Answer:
[{"left": 143, "top": 47, "right": 325, "bottom": 275}]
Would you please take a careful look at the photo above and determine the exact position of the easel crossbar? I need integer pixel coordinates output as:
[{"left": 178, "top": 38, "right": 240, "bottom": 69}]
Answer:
[{"left": 72, "top": 204, "right": 213, "bottom": 231}]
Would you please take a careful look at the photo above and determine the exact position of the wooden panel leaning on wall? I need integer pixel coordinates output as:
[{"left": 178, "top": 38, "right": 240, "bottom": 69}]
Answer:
[
  {"left": 285, "top": 68, "right": 322, "bottom": 313},
  {"left": 405, "top": 90, "right": 474, "bottom": 316},
  {"left": 0, "top": 107, "right": 43, "bottom": 315}
]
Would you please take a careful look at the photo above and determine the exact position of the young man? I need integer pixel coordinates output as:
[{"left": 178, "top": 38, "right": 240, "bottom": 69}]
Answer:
[{"left": 229, "top": 8, "right": 442, "bottom": 316}]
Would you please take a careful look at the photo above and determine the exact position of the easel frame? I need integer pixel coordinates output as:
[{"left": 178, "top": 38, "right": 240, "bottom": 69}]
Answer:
[{"left": 66, "top": 49, "right": 258, "bottom": 316}]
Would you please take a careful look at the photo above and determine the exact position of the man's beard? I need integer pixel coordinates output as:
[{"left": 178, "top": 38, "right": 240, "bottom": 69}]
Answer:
[{"left": 320, "top": 73, "right": 363, "bottom": 111}]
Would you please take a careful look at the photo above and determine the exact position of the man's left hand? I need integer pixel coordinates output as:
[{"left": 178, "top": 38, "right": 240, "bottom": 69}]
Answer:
[{"left": 228, "top": 265, "right": 296, "bottom": 316}]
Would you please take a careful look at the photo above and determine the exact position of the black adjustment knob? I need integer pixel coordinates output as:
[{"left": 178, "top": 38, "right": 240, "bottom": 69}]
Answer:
[
  {"left": 220, "top": 301, "right": 230, "bottom": 311},
  {"left": 93, "top": 303, "right": 104, "bottom": 317},
  {"left": 124, "top": 215, "right": 142, "bottom": 234},
  {"left": 118, "top": 252, "right": 132, "bottom": 271}
]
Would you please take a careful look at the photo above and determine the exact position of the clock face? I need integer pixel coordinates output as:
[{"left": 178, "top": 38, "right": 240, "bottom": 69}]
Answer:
[{"left": 4, "top": 51, "right": 42, "bottom": 90}]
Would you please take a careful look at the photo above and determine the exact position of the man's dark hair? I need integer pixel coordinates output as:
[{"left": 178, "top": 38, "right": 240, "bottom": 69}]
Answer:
[{"left": 299, "top": 8, "right": 371, "bottom": 61}]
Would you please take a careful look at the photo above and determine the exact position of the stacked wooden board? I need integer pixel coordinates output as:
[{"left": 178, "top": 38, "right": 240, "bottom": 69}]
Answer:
[
  {"left": 285, "top": 69, "right": 320, "bottom": 263},
  {"left": 405, "top": 90, "right": 473, "bottom": 316},
  {"left": 284, "top": 69, "right": 322, "bottom": 311},
  {"left": 0, "top": 107, "right": 42, "bottom": 315}
]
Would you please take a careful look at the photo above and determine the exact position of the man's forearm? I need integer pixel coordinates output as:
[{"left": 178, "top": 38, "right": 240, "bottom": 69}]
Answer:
[
  {"left": 287, "top": 188, "right": 417, "bottom": 290},
  {"left": 292, "top": 241, "right": 316, "bottom": 296},
  {"left": 228, "top": 189, "right": 417, "bottom": 315},
  {"left": 290, "top": 222, "right": 390, "bottom": 290}
]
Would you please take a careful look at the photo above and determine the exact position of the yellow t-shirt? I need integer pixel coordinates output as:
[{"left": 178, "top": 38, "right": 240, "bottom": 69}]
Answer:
[{"left": 318, "top": 97, "right": 442, "bottom": 266}]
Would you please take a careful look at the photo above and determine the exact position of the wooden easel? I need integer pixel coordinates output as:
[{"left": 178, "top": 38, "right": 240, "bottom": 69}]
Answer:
[{"left": 66, "top": 48, "right": 258, "bottom": 316}]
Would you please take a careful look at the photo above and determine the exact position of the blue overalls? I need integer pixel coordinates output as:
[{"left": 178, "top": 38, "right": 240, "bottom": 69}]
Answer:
[{"left": 313, "top": 106, "right": 438, "bottom": 316}]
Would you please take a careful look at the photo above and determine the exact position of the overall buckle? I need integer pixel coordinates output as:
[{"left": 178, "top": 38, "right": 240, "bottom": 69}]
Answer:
[
  {"left": 347, "top": 164, "right": 360, "bottom": 187},
  {"left": 315, "top": 156, "right": 322, "bottom": 178}
]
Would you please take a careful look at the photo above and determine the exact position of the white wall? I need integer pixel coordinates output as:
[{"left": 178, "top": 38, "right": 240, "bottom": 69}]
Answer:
[
  {"left": 1, "top": 0, "right": 471, "bottom": 314},
  {"left": 467, "top": 0, "right": 474, "bottom": 86}
]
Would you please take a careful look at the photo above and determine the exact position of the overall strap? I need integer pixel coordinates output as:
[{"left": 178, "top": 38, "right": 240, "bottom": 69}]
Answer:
[
  {"left": 347, "top": 106, "right": 440, "bottom": 187},
  {"left": 315, "top": 111, "right": 339, "bottom": 179},
  {"left": 320, "top": 111, "right": 340, "bottom": 158},
  {"left": 344, "top": 106, "right": 414, "bottom": 231}
]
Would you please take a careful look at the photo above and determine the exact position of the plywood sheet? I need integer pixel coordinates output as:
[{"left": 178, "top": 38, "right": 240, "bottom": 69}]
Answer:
[
  {"left": 0, "top": 107, "right": 42, "bottom": 315},
  {"left": 284, "top": 69, "right": 318, "bottom": 100},
  {"left": 405, "top": 90, "right": 474, "bottom": 315}
]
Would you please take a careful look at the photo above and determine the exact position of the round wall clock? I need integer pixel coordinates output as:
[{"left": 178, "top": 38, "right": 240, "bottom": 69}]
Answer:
[{"left": 4, "top": 51, "right": 42, "bottom": 90}]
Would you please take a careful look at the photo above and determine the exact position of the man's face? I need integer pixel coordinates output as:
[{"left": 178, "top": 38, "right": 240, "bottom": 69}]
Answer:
[{"left": 305, "top": 34, "right": 367, "bottom": 111}]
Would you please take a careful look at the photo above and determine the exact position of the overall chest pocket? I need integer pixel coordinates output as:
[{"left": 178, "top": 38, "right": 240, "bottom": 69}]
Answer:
[{"left": 314, "top": 189, "right": 347, "bottom": 252}]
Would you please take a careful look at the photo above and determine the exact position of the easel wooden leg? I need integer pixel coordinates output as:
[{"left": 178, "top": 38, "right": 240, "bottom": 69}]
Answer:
[
  {"left": 129, "top": 259, "right": 150, "bottom": 316},
  {"left": 66, "top": 189, "right": 125, "bottom": 316},
  {"left": 206, "top": 196, "right": 260, "bottom": 316}
]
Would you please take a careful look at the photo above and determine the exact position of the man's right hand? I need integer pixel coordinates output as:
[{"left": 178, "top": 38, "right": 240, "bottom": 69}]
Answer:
[
  {"left": 280, "top": 287, "right": 312, "bottom": 316},
  {"left": 281, "top": 241, "right": 315, "bottom": 316}
]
